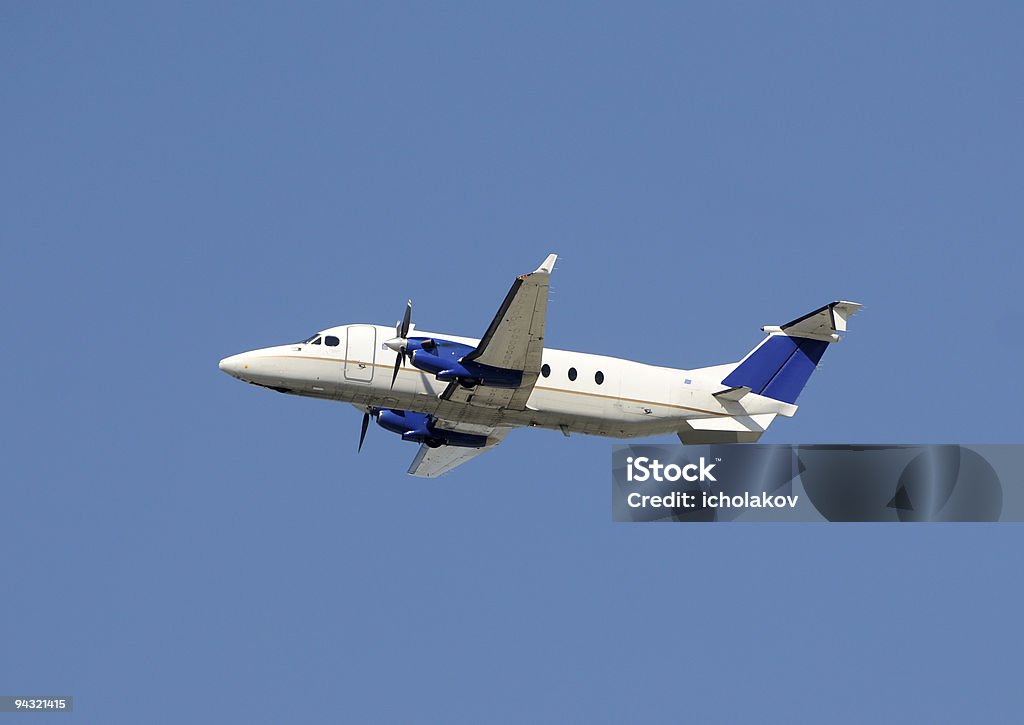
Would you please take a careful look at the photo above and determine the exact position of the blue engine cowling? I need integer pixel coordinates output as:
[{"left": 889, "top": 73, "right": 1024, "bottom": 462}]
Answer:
[
  {"left": 405, "top": 337, "right": 523, "bottom": 389},
  {"left": 374, "top": 409, "right": 488, "bottom": 448}
]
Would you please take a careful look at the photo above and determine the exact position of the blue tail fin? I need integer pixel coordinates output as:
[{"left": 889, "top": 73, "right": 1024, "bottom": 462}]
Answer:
[
  {"left": 721, "top": 335, "right": 829, "bottom": 404},
  {"left": 720, "top": 301, "right": 861, "bottom": 405}
]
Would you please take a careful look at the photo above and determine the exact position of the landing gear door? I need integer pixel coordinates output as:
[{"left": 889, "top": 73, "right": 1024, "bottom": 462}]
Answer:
[{"left": 345, "top": 325, "right": 376, "bottom": 382}]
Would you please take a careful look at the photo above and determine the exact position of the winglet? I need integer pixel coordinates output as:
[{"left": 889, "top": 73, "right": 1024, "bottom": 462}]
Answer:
[{"left": 535, "top": 253, "right": 558, "bottom": 274}]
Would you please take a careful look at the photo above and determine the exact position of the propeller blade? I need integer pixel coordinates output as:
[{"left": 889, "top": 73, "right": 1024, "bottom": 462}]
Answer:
[
  {"left": 391, "top": 353, "right": 403, "bottom": 388},
  {"left": 358, "top": 411, "right": 370, "bottom": 452},
  {"left": 399, "top": 299, "right": 412, "bottom": 338}
]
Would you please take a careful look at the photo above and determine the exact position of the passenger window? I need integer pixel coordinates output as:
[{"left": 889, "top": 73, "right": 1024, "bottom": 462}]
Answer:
[
  {"left": 541, "top": 363, "right": 550, "bottom": 377},
  {"left": 325, "top": 335, "right": 340, "bottom": 347},
  {"left": 568, "top": 367, "right": 577, "bottom": 381},
  {"left": 595, "top": 371, "right": 604, "bottom": 385}
]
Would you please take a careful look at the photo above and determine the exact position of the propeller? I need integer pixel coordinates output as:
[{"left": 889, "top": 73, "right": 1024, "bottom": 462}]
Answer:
[
  {"left": 385, "top": 299, "right": 413, "bottom": 388},
  {"left": 358, "top": 409, "right": 372, "bottom": 452}
]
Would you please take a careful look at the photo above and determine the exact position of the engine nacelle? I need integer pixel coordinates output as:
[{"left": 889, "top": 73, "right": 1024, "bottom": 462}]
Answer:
[
  {"left": 406, "top": 337, "right": 523, "bottom": 389},
  {"left": 374, "top": 409, "right": 488, "bottom": 448}
]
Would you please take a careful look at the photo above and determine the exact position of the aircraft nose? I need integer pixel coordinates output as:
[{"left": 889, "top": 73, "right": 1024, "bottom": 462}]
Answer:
[{"left": 219, "top": 354, "right": 246, "bottom": 378}]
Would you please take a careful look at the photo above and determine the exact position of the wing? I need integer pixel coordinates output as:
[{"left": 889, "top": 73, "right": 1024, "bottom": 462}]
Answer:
[
  {"left": 407, "top": 426, "right": 512, "bottom": 478},
  {"left": 442, "top": 253, "right": 557, "bottom": 411}
]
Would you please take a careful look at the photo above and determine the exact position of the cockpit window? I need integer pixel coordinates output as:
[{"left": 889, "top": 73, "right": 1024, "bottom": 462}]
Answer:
[
  {"left": 302, "top": 333, "right": 321, "bottom": 344},
  {"left": 311, "top": 336, "right": 322, "bottom": 345},
  {"left": 325, "top": 335, "right": 340, "bottom": 347}
]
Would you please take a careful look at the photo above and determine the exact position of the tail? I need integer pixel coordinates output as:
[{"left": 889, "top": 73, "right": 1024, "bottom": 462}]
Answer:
[{"left": 719, "top": 300, "right": 862, "bottom": 405}]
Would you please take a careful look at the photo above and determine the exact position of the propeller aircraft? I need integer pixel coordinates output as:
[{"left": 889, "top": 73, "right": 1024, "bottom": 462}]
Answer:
[{"left": 219, "top": 254, "right": 860, "bottom": 476}]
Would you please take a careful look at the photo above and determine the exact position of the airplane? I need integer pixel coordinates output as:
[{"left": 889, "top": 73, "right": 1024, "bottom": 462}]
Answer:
[{"left": 218, "top": 254, "right": 860, "bottom": 477}]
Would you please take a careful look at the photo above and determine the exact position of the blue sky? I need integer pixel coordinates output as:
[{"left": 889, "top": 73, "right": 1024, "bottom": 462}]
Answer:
[{"left": 2, "top": 2, "right": 1022, "bottom": 722}]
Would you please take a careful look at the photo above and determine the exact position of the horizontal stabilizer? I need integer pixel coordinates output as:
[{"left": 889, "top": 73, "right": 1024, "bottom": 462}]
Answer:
[
  {"left": 763, "top": 300, "right": 862, "bottom": 341},
  {"left": 677, "top": 414, "right": 777, "bottom": 444},
  {"left": 687, "top": 414, "right": 776, "bottom": 433},
  {"left": 713, "top": 385, "right": 751, "bottom": 402}
]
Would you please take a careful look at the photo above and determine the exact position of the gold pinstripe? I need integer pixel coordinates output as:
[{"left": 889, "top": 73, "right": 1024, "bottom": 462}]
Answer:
[{"left": 262, "top": 354, "right": 726, "bottom": 416}]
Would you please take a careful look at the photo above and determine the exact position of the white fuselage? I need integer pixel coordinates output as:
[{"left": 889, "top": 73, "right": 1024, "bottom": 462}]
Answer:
[{"left": 219, "top": 324, "right": 788, "bottom": 438}]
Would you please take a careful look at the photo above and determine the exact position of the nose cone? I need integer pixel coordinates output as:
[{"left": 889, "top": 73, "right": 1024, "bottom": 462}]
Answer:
[{"left": 219, "top": 354, "right": 246, "bottom": 378}]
